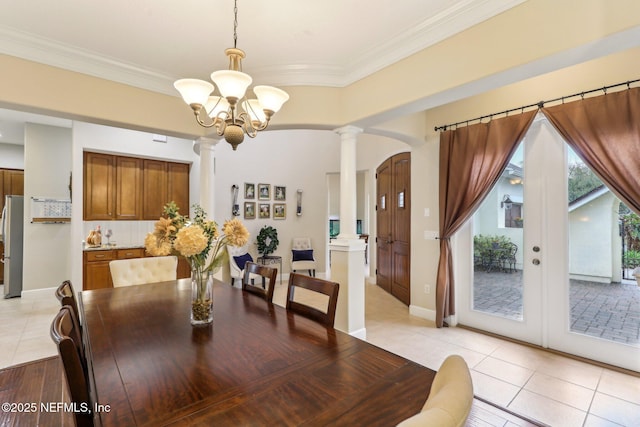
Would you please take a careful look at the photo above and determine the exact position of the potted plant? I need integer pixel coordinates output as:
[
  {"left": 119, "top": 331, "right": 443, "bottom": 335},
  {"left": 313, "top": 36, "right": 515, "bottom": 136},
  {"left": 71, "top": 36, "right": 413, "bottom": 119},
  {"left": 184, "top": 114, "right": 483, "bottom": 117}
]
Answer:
[{"left": 257, "top": 225, "right": 279, "bottom": 257}]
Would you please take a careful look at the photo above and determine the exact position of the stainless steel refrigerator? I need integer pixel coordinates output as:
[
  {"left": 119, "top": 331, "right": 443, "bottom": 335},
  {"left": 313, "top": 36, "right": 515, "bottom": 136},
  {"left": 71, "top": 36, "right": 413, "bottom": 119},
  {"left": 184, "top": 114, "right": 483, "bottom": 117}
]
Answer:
[{"left": 1, "top": 195, "right": 24, "bottom": 298}]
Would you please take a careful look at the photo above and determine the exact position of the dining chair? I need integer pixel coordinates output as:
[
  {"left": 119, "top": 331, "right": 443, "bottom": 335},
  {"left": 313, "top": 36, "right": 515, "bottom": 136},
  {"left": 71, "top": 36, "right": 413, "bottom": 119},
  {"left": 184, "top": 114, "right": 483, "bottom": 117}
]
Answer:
[
  {"left": 286, "top": 272, "right": 339, "bottom": 327},
  {"left": 55, "top": 280, "right": 81, "bottom": 327},
  {"left": 50, "top": 305, "right": 94, "bottom": 427},
  {"left": 242, "top": 261, "right": 278, "bottom": 302},
  {"left": 109, "top": 255, "right": 177, "bottom": 287},
  {"left": 396, "top": 354, "right": 473, "bottom": 427}
]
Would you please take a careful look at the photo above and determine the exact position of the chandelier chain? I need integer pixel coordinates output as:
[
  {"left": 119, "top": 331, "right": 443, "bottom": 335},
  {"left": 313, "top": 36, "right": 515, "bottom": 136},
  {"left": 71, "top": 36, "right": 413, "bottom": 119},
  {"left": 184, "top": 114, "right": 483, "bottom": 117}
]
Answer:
[{"left": 233, "top": 0, "right": 238, "bottom": 49}]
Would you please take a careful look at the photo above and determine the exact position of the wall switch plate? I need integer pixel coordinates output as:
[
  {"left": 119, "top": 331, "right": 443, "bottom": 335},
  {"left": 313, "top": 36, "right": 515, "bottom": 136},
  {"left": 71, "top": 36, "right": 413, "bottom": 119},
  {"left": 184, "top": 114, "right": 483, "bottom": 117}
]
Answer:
[
  {"left": 424, "top": 208, "right": 430, "bottom": 217},
  {"left": 424, "top": 284, "right": 431, "bottom": 294}
]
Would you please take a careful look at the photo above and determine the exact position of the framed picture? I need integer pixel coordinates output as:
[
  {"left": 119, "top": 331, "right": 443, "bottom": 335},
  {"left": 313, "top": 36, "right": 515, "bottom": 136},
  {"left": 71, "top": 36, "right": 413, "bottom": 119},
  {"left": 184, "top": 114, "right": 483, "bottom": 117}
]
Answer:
[
  {"left": 273, "top": 203, "right": 286, "bottom": 219},
  {"left": 258, "top": 183, "right": 271, "bottom": 200},
  {"left": 258, "top": 203, "right": 270, "bottom": 219},
  {"left": 274, "top": 186, "right": 286, "bottom": 201},
  {"left": 244, "top": 183, "right": 255, "bottom": 199},
  {"left": 244, "top": 202, "right": 256, "bottom": 219}
]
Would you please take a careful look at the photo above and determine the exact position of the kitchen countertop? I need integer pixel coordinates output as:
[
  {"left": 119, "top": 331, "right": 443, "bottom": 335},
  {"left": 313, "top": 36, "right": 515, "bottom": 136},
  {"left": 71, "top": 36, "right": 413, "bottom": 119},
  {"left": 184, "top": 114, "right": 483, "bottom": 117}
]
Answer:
[{"left": 83, "top": 244, "right": 145, "bottom": 252}]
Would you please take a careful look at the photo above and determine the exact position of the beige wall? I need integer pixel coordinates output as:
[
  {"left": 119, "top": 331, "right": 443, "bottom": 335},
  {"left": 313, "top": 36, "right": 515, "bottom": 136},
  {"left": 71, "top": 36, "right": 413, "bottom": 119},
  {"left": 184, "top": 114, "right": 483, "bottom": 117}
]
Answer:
[{"left": 1, "top": 0, "right": 639, "bottom": 311}]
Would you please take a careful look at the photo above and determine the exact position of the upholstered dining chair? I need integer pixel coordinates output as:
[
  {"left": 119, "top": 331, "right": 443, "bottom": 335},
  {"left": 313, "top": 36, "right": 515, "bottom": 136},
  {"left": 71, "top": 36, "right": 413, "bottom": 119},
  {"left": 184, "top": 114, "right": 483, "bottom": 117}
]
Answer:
[
  {"left": 109, "top": 255, "right": 177, "bottom": 287},
  {"left": 50, "top": 305, "right": 94, "bottom": 427},
  {"left": 396, "top": 354, "right": 473, "bottom": 427},
  {"left": 286, "top": 273, "right": 339, "bottom": 327},
  {"left": 290, "top": 237, "right": 317, "bottom": 277},
  {"left": 242, "top": 261, "right": 278, "bottom": 302},
  {"left": 55, "top": 280, "right": 81, "bottom": 328},
  {"left": 227, "top": 243, "right": 255, "bottom": 286}
]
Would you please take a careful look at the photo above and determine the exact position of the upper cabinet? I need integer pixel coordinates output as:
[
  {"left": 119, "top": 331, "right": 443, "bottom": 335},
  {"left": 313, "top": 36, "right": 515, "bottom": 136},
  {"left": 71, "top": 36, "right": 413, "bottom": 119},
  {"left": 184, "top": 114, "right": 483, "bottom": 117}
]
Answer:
[
  {"left": 142, "top": 159, "right": 168, "bottom": 220},
  {"left": 84, "top": 152, "right": 189, "bottom": 221},
  {"left": 84, "top": 152, "right": 115, "bottom": 220},
  {"left": 0, "top": 168, "right": 25, "bottom": 214}
]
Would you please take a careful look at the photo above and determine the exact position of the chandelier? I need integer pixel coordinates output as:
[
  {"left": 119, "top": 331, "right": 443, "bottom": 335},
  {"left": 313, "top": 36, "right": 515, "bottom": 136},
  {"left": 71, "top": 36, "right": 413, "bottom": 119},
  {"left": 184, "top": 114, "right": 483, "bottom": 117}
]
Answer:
[{"left": 174, "top": 0, "right": 289, "bottom": 150}]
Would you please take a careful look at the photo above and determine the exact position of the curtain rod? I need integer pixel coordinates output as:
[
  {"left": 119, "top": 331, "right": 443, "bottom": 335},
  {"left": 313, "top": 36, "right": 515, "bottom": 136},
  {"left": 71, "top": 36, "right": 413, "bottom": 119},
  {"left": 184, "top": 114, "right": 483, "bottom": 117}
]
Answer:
[{"left": 434, "top": 78, "right": 640, "bottom": 132}]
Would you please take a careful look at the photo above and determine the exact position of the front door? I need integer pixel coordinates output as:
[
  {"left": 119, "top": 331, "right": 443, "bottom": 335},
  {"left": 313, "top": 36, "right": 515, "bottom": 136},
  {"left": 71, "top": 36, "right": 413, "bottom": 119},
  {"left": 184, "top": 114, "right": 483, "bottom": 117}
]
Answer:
[{"left": 376, "top": 152, "right": 411, "bottom": 305}]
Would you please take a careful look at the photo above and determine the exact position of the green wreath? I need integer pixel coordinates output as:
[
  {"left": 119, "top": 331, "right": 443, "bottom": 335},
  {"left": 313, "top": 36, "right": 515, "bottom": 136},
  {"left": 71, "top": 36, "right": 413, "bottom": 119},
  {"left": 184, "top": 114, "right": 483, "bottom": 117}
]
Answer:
[{"left": 257, "top": 226, "right": 279, "bottom": 255}]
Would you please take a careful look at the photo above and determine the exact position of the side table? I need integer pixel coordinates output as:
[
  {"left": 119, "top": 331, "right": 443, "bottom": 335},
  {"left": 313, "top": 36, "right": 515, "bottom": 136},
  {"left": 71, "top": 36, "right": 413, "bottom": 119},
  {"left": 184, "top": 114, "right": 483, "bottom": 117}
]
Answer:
[{"left": 256, "top": 255, "right": 283, "bottom": 285}]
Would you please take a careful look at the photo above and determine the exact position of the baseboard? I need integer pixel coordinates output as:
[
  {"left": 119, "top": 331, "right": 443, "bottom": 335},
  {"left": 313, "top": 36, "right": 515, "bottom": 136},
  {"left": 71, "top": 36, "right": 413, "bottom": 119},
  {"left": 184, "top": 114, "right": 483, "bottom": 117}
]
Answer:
[
  {"left": 409, "top": 304, "right": 436, "bottom": 321},
  {"left": 21, "top": 286, "right": 57, "bottom": 299},
  {"left": 349, "top": 327, "right": 367, "bottom": 340}
]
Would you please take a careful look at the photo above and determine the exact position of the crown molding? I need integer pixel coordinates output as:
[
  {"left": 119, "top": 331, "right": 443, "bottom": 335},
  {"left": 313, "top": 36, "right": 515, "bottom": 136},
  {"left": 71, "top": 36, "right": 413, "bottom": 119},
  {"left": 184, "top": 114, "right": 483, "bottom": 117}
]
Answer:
[{"left": 0, "top": 0, "right": 525, "bottom": 93}]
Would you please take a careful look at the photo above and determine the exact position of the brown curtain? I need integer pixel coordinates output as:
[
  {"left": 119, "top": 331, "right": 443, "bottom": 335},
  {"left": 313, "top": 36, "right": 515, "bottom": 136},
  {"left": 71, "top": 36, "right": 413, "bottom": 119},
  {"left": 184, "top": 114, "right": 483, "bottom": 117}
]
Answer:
[
  {"left": 436, "top": 111, "right": 536, "bottom": 327},
  {"left": 542, "top": 87, "right": 640, "bottom": 214}
]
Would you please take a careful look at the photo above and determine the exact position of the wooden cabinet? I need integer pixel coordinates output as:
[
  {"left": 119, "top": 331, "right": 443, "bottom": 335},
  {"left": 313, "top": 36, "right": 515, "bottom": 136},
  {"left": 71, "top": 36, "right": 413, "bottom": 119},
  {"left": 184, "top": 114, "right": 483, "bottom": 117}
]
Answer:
[
  {"left": 116, "top": 248, "right": 145, "bottom": 259},
  {"left": 83, "top": 152, "right": 189, "bottom": 220},
  {"left": 0, "top": 168, "right": 25, "bottom": 214},
  {"left": 177, "top": 256, "right": 191, "bottom": 279},
  {"left": 142, "top": 159, "right": 168, "bottom": 220},
  {"left": 83, "top": 250, "right": 116, "bottom": 290},
  {"left": 167, "top": 162, "right": 190, "bottom": 216},
  {"left": 83, "top": 248, "right": 188, "bottom": 289},
  {"left": 84, "top": 152, "right": 115, "bottom": 220},
  {"left": 115, "top": 157, "right": 142, "bottom": 220}
]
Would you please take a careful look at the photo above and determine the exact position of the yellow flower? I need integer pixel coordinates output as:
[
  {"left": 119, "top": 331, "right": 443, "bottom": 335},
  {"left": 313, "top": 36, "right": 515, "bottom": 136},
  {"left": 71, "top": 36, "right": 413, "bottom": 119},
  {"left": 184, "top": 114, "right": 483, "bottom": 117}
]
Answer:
[
  {"left": 154, "top": 216, "right": 177, "bottom": 238},
  {"left": 144, "top": 233, "right": 172, "bottom": 256},
  {"left": 174, "top": 225, "right": 208, "bottom": 257},
  {"left": 223, "top": 218, "right": 249, "bottom": 247}
]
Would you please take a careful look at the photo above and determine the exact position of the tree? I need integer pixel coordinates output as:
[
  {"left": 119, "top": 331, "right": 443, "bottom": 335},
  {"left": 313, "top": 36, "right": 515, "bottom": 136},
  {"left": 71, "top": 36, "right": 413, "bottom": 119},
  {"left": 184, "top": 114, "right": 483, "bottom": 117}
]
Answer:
[{"left": 568, "top": 163, "right": 603, "bottom": 203}]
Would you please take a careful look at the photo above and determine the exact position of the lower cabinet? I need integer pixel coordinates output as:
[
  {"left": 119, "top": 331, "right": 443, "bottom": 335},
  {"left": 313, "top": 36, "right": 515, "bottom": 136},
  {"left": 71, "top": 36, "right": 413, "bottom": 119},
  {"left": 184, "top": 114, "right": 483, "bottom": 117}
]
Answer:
[
  {"left": 83, "top": 248, "right": 190, "bottom": 290},
  {"left": 83, "top": 250, "right": 116, "bottom": 290}
]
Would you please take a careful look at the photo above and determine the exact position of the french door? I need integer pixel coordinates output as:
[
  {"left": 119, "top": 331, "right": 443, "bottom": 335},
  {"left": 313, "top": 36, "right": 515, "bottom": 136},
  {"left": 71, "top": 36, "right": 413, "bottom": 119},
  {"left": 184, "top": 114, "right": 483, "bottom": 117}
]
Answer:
[{"left": 456, "top": 115, "right": 639, "bottom": 371}]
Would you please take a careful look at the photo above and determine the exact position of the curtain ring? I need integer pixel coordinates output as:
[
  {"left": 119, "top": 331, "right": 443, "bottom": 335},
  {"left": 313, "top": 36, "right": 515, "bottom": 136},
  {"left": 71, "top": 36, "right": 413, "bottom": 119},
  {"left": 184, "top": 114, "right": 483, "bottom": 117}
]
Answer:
[
  {"left": 603, "top": 86, "right": 607, "bottom": 95},
  {"left": 627, "top": 81, "right": 631, "bottom": 89},
  {"left": 580, "top": 92, "right": 585, "bottom": 100}
]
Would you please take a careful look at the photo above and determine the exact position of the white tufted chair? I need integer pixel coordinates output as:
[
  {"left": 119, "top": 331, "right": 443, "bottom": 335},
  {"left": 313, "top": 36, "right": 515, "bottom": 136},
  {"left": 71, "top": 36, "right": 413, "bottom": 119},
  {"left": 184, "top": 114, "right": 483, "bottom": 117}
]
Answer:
[
  {"left": 109, "top": 256, "right": 177, "bottom": 287},
  {"left": 227, "top": 244, "right": 258, "bottom": 287},
  {"left": 290, "top": 237, "right": 317, "bottom": 277}
]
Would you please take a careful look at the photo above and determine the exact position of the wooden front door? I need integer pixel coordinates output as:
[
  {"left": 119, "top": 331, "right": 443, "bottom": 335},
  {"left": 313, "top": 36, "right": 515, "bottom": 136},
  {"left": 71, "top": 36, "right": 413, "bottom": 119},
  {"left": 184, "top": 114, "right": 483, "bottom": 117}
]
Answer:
[{"left": 376, "top": 152, "right": 411, "bottom": 305}]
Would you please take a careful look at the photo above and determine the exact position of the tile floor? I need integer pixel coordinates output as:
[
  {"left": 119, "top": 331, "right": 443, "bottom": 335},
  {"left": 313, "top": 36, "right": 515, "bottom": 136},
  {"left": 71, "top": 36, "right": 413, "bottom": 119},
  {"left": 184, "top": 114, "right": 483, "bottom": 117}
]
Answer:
[{"left": 2, "top": 282, "right": 640, "bottom": 427}]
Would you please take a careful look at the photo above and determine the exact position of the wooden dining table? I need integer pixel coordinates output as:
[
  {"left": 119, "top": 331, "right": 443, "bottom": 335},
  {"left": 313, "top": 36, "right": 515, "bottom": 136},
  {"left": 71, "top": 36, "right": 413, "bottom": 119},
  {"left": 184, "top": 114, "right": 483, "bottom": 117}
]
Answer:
[{"left": 79, "top": 279, "right": 435, "bottom": 426}]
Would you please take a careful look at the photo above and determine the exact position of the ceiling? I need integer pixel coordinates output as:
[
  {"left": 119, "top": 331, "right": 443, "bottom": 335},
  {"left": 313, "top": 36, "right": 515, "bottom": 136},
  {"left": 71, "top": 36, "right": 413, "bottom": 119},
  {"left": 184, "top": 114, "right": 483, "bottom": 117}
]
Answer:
[{"left": 0, "top": 0, "right": 525, "bottom": 144}]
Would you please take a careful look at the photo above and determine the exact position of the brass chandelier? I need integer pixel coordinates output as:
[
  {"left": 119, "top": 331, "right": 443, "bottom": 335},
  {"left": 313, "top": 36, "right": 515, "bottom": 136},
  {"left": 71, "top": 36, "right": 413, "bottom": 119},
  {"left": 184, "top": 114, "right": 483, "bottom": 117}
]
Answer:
[{"left": 174, "top": 0, "right": 289, "bottom": 150}]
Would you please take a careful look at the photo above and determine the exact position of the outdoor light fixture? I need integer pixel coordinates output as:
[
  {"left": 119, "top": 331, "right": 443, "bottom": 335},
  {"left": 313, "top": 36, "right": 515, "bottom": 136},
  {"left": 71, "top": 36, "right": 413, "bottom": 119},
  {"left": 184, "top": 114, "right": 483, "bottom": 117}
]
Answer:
[
  {"left": 173, "top": 0, "right": 289, "bottom": 151},
  {"left": 501, "top": 195, "right": 513, "bottom": 209}
]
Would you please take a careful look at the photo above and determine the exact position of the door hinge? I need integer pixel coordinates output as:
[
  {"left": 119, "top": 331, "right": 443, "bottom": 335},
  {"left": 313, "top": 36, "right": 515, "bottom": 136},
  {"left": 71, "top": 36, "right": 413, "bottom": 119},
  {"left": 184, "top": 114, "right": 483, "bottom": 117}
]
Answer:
[
  {"left": 375, "top": 205, "right": 378, "bottom": 211},
  {"left": 375, "top": 173, "right": 378, "bottom": 179}
]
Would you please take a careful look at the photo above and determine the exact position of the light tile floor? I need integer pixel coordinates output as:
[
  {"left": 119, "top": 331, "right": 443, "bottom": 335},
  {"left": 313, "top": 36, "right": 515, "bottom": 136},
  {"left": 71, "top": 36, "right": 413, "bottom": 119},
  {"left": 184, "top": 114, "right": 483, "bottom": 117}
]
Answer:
[{"left": 3, "top": 282, "right": 640, "bottom": 427}]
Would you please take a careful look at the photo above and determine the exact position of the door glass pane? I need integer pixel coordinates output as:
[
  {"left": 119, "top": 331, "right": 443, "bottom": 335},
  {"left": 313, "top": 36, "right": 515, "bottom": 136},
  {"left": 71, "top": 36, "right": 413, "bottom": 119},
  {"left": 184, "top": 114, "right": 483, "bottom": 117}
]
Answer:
[
  {"left": 472, "top": 144, "right": 524, "bottom": 320},
  {"left": 567, "top": 148, "right": 640, "bottom": 346}
]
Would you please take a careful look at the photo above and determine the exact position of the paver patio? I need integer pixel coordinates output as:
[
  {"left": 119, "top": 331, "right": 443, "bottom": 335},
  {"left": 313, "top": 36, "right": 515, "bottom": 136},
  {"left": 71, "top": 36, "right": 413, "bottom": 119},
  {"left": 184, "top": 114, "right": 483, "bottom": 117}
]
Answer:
[{"left": 472, "top": 269, "right": 640, "bottom": 345}]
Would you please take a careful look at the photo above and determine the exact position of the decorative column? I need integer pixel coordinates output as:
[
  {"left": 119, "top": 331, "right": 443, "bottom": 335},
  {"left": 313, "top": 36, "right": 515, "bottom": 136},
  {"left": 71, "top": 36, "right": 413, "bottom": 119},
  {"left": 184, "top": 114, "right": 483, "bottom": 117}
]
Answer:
[
  {"left": 330, "top": 126, "right": 366, "bottom": 338},
  {"left": 193, "top": 137, "right": 220, "bottom": 218},
  {"left": 335, "top": 126, "right": 361, "bottom": 239}
]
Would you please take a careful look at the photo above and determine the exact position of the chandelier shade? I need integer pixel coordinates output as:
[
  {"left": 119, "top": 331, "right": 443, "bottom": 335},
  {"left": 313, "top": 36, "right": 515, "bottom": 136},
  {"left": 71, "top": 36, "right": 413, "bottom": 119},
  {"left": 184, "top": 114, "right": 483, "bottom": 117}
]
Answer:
[
  {"left": 173, "top": 0, "right": 289, "bottom": 150},
  {"left": 210, "top": 70, "right": 252, "bottom": 101},
  {"left": 174, "top": 79, "right": 214, "bottom": 108}
]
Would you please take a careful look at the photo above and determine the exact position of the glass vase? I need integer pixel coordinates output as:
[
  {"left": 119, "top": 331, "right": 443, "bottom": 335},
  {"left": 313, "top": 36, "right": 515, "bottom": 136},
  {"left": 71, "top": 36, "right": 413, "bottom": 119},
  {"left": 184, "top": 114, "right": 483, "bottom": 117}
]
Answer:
[{"left": 190, "top": 267, "right": 213, "bottom": 326}]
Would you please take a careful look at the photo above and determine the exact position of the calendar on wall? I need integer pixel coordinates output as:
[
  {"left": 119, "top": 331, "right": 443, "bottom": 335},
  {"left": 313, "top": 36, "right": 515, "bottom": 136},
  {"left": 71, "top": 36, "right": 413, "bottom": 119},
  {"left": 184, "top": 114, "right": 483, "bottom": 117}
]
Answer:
[{"left": 30, "top": 197, "right": 72, "bottom": 223}]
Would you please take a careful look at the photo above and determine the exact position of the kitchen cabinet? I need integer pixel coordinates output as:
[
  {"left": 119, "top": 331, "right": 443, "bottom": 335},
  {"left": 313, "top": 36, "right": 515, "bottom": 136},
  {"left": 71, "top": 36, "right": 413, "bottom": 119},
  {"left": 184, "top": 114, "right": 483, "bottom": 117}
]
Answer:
[
  {"left": 0, "top": 168, "right": 25, "bottom": 214},
  {"left": 115, "top": 156, "right": 142, "bottom": 220},
  {"left": 83, "top": 250, "right": 116, "bottom": 290},
  {"left": 83, "top": 247, "right": 189, "bottom": 290},
  {"left": 167, "top": 162, "right": 190, "bottom": 216},
  {"left": 84, "top": 152, "right": 115, "bottom": 220},
  {"left": 83, "top": 152, "right": 189, "bottom": 220},
  {"left": 142, "top": 159, "right": 167, "bottom": 220}
]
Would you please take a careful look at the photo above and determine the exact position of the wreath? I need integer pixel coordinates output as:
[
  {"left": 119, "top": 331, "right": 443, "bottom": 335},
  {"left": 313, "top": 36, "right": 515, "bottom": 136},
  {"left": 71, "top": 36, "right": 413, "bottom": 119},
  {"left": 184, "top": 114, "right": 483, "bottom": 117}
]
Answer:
[{"left": 257, "top": 226, "right": 279, "bottom": 256}]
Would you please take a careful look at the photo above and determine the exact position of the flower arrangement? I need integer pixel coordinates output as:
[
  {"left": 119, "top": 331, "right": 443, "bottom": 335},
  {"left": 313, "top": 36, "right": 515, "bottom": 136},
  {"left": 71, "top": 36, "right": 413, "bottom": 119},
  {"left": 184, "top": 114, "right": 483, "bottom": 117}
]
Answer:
[{"left": 145, "top": 202, "right": 249, "bottom": 324}]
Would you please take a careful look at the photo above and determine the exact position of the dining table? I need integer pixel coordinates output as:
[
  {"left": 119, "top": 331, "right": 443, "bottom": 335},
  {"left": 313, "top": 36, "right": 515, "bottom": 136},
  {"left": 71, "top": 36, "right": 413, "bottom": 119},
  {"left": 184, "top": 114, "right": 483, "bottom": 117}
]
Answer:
[{"left": 79, "top": 278, "right": 436, "bottom": 426}]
